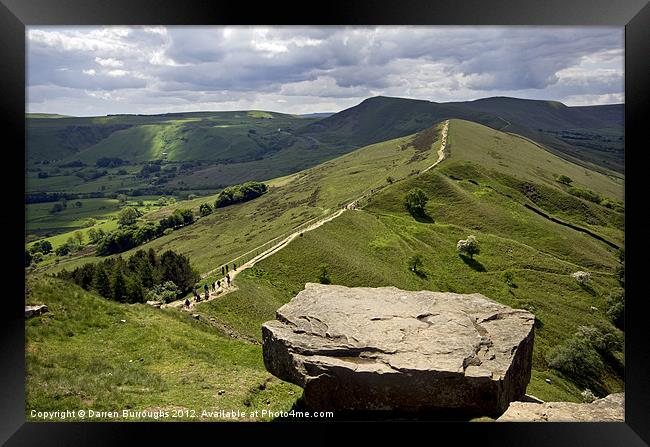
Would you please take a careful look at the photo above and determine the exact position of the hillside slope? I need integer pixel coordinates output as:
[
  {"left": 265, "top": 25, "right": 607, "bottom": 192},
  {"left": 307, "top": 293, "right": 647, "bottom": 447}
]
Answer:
[
  {"left": 194, "top": 119, "right": 624, "bottom": 403},
  {"left": 45, "top": 122, "right": 449, "bottom": 275},
  {"left": 25, "top": 276, "right": 300, "bottom": 420},
  {"left": 28, "top": 111, "right": 319, "bottom": 166},
  {"left": 299, "top": 96, "right": 624, "bottom": 174}
]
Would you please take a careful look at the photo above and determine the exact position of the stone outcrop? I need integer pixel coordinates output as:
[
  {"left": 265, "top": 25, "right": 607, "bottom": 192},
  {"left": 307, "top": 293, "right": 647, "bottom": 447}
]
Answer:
[
  {"left": 262, "top": 283, "right": 535, "bottom": 418},
  {"left": 497, "top": 393, "right": 624, "bottom": 422},
  {"left": 25, "top": 304, "right": 48, "bottom": 319}
]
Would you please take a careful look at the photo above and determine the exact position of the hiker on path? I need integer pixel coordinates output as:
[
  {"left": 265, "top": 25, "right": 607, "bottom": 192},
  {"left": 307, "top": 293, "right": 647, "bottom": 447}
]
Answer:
[
  {"left": 184, "top": 298, "right": 190, "bottom": 308},
  {"left": 222, "top": 266, "right": 225, "bottom": 275},
  {"left": 204, "top": 283, "right": 209, "bottom": 294},
  {"left": 233, "top": 262, "right": 237, "bottom": 271},
  {"left": 205, "top": 290, "right": 209, "bottom": 300},
  {"left": 217, "top": 280, "right": 221, "bottom": 289},
  {"left": 226, "top": 274, "right": 231, "bottom": 287},
  {"left": 212, "top": 281, "right": 216, "bottom": 292},
  {"left": 226, "top": 264, "right": 229, "bottom": 273}
]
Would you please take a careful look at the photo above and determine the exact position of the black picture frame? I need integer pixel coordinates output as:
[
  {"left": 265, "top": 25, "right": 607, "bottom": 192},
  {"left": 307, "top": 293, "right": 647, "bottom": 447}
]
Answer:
[{"left": 3, "top": 0, "right": 648, "bottom": 444}]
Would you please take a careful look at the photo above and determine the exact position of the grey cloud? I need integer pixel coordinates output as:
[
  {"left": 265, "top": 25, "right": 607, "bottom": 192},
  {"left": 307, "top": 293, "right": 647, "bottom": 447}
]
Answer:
[{"left": 26, "top": 26, "right": 624, "bottom": 116}]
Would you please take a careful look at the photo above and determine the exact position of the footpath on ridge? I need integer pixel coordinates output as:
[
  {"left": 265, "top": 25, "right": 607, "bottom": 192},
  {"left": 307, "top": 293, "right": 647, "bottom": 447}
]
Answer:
[{"left": 162, "top": 120, "right": 451, "bottom": 322}]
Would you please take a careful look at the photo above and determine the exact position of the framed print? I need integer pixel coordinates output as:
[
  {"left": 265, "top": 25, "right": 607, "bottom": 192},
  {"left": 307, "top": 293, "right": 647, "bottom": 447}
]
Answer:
[{"left": 2, "top": 0, "right": 649, "bottom": 444}]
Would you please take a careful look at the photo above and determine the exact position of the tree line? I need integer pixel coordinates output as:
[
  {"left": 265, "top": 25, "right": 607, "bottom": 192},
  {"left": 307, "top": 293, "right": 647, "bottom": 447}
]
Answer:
[
  {"left": 57, "top": 248, "right": 199, "bottom": 304},
  {"left": 95, "top": 207, "right": 195, "bottom": 256}
]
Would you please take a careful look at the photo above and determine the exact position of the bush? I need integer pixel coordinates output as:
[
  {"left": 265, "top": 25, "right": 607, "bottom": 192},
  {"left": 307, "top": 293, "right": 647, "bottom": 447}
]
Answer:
[
  {"left": 139, "top": 163, "right": 162, "bottom": 177},
  {"left": 156, "top": 196, "right": 176, "bottom": 207},
  {"left": 96, "top": 157, "right": 125, "bottom": 168},
  {"left": 556, "top": 174, "right": 573, "bottom": 185},
  {"left": 146, "top": 281, "right": 181, "bottom": 303},
  {"left": 502, "top": 270, "right": 516, "bottom": 287},
  {"left": 214, "top": 181, "right": 268, "bottom": 208},
  {"left": 606, "top": 289, "right": 624, "bottom": 330},
  {"left": 31, "top": 240, "right": 53, "bottom": 255},
  {"left": 50, "top": 203, "right": 65, "bottom": 214},
  {"left": 581, "top": 389, "right": 596, "bottom": 403},
  {"left": 87, "top": 227, "right": 106, "bottom": 244},
  {"left": 408, "top": 254, "right": 423, "bottom": 273},
  {"left": 118, "top": 206, "right": 141, "bottom": 227},
  {"left": 568, "top": 186, "right": 602, "bottom": 204},
  {"left": 55, "top": 245, "right": 71, "bottom": 256},
  {"left": 546, "top": 325, "right": 623, "bottom": 390},
  {"left": 317, "top": 265, "right": 331, "bottom": 284},
  {"left": 546, "top": 337, "right": 604, "bottom": 384},
  {"left": 199, "top": 203, "right": 213, "bottom": 217},
  {"left": 457, "top": 235, "right": 480, "bottom": 259},
  {"left": 404, "top": 188, "right": 428, "bottom": 216}
]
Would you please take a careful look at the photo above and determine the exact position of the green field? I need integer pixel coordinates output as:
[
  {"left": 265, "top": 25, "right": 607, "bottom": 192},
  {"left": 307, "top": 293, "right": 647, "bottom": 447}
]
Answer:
[{"left": 26, "top": 197, "right": 160, "bottom": 243}]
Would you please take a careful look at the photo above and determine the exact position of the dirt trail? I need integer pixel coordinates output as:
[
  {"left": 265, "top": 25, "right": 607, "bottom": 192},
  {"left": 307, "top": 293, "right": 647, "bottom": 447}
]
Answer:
[
  {"left": 163, "top": 120, "right": 450, "bottom": 312},
  {"left": 422, "top": 119, "right": 449, "bottom": 173}
]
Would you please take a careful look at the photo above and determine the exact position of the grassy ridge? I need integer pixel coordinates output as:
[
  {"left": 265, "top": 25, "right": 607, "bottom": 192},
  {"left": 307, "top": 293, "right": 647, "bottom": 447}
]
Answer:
[
  {"left": 45, "top": 124, "right": 447, "bottom": 275},
  {"left": 197, "top": 173, "right": 622, "bottom": 402},
  {"left": 193, "top": 120, "right": 623, "bottom": 403},
  {"left": 26, "top": 276, "right": 300, "bottom": 421},
  {"left": 299, "top": 96, "right": 624, "bottom": 173}
]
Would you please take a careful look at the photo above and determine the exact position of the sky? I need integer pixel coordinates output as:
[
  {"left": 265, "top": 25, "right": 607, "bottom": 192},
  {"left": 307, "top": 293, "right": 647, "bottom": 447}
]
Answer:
[{"left": 27, "top": 26, "right": 624, "bottom": 116}]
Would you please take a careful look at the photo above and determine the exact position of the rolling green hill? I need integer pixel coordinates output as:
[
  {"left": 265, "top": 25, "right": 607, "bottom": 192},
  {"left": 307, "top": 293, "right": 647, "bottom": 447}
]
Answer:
[
  {"left": 299, "top": 96, "right": 624, "bottom": 174},
  {"left": 43, "top": 121, "right": 449, "bottom": 275},
  {"left": 28, "top": 111, "right": 319, "bottom": 165},
  {"left": 27, "top": 95, "right": 623, "bottom": 202},
  {"left": 192, "top": 119, "right": 623, "bottom": 402},
  {"left": 26, "top": 117, "right": 624, "bottom": 418}
]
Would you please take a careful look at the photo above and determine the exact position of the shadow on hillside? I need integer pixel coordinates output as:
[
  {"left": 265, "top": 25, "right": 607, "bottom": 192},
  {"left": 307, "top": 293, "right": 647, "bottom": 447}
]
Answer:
[
  {"left": 411, "top": 212, "right": 434, "bottom": 224},
  {"left": 579, "top": 282, "right": 597, "bottom": 297},
  {"left": 460, "top": 255, "right": 486, "bottom": 272},
  {"left": 412, "top": 269, "right": 428, "bottom": 279}
]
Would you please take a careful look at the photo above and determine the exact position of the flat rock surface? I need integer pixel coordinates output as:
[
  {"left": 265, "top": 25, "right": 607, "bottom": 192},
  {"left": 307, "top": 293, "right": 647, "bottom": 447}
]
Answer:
[
  {"left": 497, "top": 393, "right": 624, "bottom": 422},
  {"left": 262, "top": 283, "right": 535, "bottom": 417}
]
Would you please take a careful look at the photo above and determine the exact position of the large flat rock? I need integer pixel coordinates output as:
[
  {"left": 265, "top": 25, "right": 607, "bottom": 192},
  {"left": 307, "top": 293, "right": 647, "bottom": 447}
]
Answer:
[
  {"left": 497, "top": 393, "right": 624, "bottom": 422},
  {"left": 262, "top": 283, "right": 535, "bottom": 418}
]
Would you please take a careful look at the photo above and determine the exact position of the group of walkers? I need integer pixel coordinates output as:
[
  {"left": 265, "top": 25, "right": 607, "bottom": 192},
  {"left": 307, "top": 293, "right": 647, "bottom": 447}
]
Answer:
[{"left": 183, "top": 262, "right": 238, "bottom": 309}]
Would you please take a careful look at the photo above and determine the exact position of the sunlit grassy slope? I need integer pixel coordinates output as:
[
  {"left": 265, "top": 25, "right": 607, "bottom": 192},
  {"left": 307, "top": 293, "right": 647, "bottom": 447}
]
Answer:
[
  {"left": 26, "top": 276, "right": 300, "bottom": 421},
  {"left": 195, "top": 119, "right": 624, "bottom": 402},
  {"left": 46, "top": 122, "right": 448, "bottom": 274}
]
